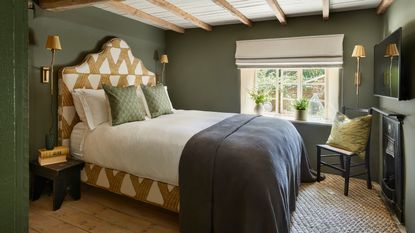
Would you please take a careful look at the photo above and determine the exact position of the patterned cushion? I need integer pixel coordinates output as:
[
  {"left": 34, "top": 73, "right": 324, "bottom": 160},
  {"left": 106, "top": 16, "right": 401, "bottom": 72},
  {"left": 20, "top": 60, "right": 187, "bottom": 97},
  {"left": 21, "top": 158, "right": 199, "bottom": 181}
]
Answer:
[
  {"left": 103, "top": 85, "right": 146, "bottom": 126},
  {"left": 141, "top": 84, "right": 173, "bottom": 118},
  {"left": 327, "top": 112, "right": 372, "bottom": 157}
]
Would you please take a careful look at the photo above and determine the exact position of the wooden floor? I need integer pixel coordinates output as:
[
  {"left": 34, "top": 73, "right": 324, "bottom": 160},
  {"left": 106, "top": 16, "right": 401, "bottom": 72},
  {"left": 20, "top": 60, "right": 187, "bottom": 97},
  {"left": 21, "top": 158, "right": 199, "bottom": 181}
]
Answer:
[
  {"left": 30, "top": 176, "right": 403, "bottom": 233},
  {"left": 29, "top": 184, "right": 180, "bottom": 233}
]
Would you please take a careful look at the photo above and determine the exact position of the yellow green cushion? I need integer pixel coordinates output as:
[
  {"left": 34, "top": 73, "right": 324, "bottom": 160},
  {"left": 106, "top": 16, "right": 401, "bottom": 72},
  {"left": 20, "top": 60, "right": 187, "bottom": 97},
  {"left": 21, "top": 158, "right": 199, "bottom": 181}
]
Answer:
[{"left": 326, "top": 112, "right": 372, "bottom": 157}]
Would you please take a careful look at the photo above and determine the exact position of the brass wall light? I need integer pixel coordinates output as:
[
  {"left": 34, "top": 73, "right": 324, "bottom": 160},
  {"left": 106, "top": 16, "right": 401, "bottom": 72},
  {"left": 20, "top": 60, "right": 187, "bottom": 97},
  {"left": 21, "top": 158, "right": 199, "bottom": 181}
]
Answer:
[
  {"left": 42, "top": 35, "right": 62, "bottom": 95},
  {"left": 351, "top": 45, "right": 366, "bottom": 107},
  {"left": 160, "top": 54, "right": 168, "bottom": 84},
  {"left": 43, "top": 35, "right": 62, "bottom": 150}
]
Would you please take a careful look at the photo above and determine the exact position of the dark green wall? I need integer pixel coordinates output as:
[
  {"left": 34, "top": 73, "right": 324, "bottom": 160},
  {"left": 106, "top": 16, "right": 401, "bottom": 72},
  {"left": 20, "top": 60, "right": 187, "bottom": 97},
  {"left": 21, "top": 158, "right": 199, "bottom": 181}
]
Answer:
[
  {"left": 28, "top": 6, "right": 165, "bottom": 159},
  {"left": 165, "top": 9, "right": 383, "bottom": 179},
  {"left": 382, "top": 0, "right": 415, "bottom": 231},
  {"left": 0, "top": 0, "right": 28, "bottom": 232}
]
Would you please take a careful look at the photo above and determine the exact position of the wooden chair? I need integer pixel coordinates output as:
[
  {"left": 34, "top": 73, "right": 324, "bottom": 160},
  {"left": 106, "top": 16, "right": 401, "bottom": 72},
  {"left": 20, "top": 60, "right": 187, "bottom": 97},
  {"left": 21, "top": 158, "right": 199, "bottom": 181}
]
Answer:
[{"left": 316, "top": 107, "right": 372, "bottom": 196}]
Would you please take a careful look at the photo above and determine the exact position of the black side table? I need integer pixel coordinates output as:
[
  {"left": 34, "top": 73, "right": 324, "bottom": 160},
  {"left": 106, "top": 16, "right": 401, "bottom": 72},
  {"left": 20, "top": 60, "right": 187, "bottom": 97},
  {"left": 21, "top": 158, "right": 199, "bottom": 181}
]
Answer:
[{"left": 30, "top": 158, "right": 85, "bottom": 210}]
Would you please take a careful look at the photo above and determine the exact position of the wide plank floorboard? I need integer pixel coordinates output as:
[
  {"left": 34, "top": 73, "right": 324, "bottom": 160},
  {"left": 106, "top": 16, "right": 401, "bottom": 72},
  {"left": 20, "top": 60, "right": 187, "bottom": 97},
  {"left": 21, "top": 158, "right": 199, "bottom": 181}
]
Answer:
[
  {"left": 30, "top": 185, "right": 179, "bottom": 233},
  {"left": 30, "top": 175, "right": 402, "bottom": 233}
]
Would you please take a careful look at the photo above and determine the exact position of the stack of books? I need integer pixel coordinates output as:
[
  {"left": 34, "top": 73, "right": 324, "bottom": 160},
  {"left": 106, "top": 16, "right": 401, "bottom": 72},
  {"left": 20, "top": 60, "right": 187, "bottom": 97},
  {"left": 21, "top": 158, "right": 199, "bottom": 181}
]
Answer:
[{"left": 38, "top": 146, "right": 69, "bottom": 166}]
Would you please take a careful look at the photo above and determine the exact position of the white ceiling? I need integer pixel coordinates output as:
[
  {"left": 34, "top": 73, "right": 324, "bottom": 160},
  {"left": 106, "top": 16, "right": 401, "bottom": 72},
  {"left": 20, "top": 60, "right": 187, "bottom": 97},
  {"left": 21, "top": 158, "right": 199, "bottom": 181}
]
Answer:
[{"left": 95, "top": 0, "right": 381, "bottom": 30}]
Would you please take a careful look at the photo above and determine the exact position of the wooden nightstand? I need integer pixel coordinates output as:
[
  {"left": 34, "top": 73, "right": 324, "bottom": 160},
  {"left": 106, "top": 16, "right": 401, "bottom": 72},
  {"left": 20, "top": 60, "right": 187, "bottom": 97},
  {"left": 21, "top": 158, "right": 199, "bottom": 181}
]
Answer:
[{"left": 30, "top": 158, "right": 85, "bottom": 210}]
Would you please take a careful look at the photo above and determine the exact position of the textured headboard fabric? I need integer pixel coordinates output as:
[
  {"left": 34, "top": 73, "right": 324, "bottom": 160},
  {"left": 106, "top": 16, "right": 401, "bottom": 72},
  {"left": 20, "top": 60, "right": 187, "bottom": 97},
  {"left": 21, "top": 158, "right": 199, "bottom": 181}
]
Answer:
[{"left": 58, "top": 38, "right": 156, "bottom": 147}]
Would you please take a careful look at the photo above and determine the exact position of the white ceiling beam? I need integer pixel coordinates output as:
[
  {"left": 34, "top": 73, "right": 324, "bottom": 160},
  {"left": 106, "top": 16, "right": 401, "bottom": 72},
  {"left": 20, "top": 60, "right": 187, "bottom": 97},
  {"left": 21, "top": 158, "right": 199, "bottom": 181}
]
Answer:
[
  {"left": 377, "top": 0, "right": 394, "bottom": 14},
  {"left": 322, "top": 0, "right": 329, "bottom": 20},
  {"left": 265, "top": 0, "right": 286, "bottom": 25},
  {"left": 108, "top": 1, "right": 185, "bottom": 33},
  {"left": 146, "top": 0, "right": 212, "bottom": 31},
  {"left": 212, "top": 0, "right": 252, "bottom": 27}
]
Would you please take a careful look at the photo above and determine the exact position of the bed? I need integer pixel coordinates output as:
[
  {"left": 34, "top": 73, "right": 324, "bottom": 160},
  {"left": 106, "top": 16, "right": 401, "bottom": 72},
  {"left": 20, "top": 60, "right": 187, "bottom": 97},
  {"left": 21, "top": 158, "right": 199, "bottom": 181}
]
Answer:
[{"left": 59, "top": 38, "right": 315, "bottom": 233}]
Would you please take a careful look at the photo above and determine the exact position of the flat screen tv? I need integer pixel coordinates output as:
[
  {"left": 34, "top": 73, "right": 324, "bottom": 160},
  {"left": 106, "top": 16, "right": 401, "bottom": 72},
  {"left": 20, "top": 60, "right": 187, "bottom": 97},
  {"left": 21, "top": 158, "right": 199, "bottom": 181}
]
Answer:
[{"left": 374, "top": 28, "right": 405, "bottom": 100}]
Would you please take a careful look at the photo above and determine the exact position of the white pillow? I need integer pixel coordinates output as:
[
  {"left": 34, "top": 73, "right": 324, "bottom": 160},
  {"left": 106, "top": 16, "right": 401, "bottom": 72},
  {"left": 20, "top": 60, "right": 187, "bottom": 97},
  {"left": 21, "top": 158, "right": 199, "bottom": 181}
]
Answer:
[
  {"left": 74, "top": 89, "right": 109, "bottom": 130},
  {"left": 72, "top": 92, "right": 87, "bottom": 122},
  {"left": 164, "top": 86, "right": 174, "bottom": 111},
  {"left": 70, "top": 122, "right": 88, "bottom": 158}
]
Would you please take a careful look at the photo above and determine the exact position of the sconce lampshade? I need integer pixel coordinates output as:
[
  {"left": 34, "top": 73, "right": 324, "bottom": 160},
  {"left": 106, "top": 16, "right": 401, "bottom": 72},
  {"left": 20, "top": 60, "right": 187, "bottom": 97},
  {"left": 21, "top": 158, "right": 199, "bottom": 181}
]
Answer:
[
  {"left": 160, "top": 54, "right": 168, "bottom": 64},
  {"left": 351, "top": 45, "right": 366, "bottom": 58},
  {"left": 384, "top": 43, "right": 400, "bottom": 57},
  {"left": 45, "top": 35, "right": 62, "bottom": 50}
]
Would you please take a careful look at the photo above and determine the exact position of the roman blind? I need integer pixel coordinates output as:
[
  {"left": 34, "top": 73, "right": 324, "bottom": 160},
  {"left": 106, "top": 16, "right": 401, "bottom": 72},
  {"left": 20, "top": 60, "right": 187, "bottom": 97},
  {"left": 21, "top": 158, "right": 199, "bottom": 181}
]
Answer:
[{"left": 235, "top": 34, "right": 344, "bottom": 68}]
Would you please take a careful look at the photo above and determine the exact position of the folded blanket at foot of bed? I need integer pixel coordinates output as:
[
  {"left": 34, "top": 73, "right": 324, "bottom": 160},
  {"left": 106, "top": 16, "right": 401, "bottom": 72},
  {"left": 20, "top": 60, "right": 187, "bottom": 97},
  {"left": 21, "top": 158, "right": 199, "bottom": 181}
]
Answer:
[{"left": 179, "top": 114, "right": 316, "bottom": 233}]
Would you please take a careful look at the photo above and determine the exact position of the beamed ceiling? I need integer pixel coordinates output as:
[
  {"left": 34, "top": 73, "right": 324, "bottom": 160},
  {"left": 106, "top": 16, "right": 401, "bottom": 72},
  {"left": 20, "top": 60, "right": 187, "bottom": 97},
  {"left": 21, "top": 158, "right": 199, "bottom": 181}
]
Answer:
[{"left": 39, "top": 0, "right": 395, "bottom": 33}]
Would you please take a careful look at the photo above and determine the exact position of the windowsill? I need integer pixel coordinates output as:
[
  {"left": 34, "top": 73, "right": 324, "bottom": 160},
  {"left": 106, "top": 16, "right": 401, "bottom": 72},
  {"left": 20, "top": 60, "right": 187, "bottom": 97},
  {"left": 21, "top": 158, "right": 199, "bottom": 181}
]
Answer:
[{"left": 262, "top": 113, "right": 332, "bottom": 126}]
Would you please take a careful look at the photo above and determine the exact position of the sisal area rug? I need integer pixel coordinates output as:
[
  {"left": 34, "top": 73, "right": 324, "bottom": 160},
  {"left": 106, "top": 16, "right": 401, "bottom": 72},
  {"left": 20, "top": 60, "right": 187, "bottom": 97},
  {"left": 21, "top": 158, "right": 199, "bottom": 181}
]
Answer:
[{"left": 291, "top": 174, "right": 402, "bottom": 233}]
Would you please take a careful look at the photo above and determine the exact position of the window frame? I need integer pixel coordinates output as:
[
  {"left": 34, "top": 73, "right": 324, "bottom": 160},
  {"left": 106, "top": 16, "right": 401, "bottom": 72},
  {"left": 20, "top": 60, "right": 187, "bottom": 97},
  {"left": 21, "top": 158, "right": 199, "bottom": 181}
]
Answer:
[{"left": 255, "top": 67, "right": 330, "bottom": 119}]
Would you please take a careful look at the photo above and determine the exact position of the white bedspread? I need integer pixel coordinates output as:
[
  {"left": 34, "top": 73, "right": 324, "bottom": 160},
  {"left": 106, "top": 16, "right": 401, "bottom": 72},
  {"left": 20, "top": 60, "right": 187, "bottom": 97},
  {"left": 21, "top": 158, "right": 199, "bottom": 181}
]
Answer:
[{"left": 81, "top": 110, "right": 234, "bottom": 186}]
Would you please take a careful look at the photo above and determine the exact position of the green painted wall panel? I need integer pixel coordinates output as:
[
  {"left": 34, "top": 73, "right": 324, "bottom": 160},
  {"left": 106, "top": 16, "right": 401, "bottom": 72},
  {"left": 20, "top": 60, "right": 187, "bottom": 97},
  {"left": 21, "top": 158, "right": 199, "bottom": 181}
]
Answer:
[
  {"left": 382, "top": 0, "right": 415, "bottom": 231},
  {"left": 28, "top": 6, "right": 165, "bottom": 159},
  {"left": 0, "top": 0, "right": 29, "bottom": 232}
]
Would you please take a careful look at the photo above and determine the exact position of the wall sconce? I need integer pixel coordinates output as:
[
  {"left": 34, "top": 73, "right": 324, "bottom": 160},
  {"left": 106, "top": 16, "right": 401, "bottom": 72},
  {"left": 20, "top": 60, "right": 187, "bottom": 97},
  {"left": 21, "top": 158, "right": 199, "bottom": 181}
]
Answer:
[
  {"left": 43, "top": 35, "right": 62, "bottom": 150},
  {"left": 42, "top": 35, "right": 62, "bottom": 96},
  {"left": 351, "top": 44, "right": 365, "bottom": 107},
  {"left": 160, "top": 54, "right": 168, "bottom": 84}
]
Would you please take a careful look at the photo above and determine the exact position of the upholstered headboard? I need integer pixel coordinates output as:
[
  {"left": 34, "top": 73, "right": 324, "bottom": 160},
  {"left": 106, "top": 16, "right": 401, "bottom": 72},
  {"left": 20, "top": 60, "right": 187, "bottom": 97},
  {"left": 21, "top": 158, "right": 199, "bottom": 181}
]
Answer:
[{"left": 58, "top": 38, "right": 156, "bottom": 147}]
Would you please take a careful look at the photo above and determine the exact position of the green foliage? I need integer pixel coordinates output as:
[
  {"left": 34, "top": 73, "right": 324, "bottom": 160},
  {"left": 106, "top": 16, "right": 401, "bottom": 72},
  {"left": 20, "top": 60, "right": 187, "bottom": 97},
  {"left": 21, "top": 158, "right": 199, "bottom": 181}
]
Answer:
[
  {"left": 293, "top": 98, "right": 309, "bottom": 110},
  {"left": 249, "top": 89, "right": 270, "bottom": 105},
  {"left": 255, "top": 69, "right": 277, "bottom": 95},
  {"left": 302, "top": 69, "right": 325, "bottom": 81}
]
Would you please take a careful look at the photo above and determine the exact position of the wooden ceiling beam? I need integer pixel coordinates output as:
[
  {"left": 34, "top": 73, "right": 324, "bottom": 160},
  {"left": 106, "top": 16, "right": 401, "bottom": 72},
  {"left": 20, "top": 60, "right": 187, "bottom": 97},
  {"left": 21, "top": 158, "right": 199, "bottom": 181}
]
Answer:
[
  {"left": 39, "top": 0, "right": 122, "bottom": 11},
  {"left": 212, "top": 0, "right": 252, "bottom": 27},
  {"left": 377, "top": 0, "right": 394, "bottom": 14},
  {"left": 146, "top": 0, "right": 212, "bottom": 31},
  {"left": 322, "top": 0, "right": 329, "bottom": 20},
  {"left": 265, "top": 0, "right": 286, "bottom": 25},
  {"left": 108, "top": 1, "right": 185, "bottom": 33}
]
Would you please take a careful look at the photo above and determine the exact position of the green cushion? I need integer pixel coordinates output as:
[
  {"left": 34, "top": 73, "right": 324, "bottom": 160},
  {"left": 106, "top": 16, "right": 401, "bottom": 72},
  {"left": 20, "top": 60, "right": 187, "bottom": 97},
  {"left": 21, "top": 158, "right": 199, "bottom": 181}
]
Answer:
[
  {"left": 103, "top": 85, "right": 146, "bottom": 126},
  {"left": 141, "top": 84, "right": 173, "bottom": 118},
  {"left": 326, "top": 112, "right": 372, "bottom": 157}
]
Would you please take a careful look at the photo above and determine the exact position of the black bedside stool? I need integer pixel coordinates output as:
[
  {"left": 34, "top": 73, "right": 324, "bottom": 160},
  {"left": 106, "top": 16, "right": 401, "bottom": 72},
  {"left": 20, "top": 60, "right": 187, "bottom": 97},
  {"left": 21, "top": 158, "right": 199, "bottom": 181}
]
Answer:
[{"left": 30, "top": 158, "right": 85, "bottom": 210}]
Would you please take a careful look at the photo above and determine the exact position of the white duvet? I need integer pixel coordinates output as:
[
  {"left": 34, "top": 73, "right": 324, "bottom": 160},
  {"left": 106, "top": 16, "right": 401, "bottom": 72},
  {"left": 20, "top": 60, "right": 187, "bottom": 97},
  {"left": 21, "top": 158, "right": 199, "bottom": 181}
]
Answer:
[{"left": 80, "top": 110, "right": 234, "bottom": 186}]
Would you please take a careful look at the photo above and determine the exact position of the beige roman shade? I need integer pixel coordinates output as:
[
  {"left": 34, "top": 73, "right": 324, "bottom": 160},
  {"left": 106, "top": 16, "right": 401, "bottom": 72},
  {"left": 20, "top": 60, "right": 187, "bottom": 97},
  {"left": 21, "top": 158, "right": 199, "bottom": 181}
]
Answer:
[{"left": 235, "top": 34, "right": 344, "bottom": 68}]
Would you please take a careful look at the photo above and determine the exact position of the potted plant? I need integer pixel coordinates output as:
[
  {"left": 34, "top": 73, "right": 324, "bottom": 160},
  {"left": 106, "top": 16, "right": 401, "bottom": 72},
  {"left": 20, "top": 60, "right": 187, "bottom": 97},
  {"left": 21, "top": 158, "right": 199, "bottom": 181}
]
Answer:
[
  {"left": 293, "top": 98, "right": 309, "bottom": 121},
  {"left": 249, "top": 89, "right": 269, "bottom": 115}
]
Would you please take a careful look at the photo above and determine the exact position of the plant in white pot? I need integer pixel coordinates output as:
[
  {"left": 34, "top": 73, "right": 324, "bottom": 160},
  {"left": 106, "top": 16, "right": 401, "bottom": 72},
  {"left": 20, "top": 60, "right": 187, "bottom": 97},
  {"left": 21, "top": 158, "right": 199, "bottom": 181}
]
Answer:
[
  {"left": 293, "top": 98, "right": 309, "bottom": 121},
  {"left": 249, "top": 89, "right": 269, "bottom": 115}
]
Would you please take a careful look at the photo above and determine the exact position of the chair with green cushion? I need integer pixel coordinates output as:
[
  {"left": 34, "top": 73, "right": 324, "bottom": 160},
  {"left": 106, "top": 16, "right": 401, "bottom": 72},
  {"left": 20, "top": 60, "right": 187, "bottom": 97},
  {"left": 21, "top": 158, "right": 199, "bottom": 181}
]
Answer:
[{"left": 316, "top": 107, "right": 373, "bottom": 196}]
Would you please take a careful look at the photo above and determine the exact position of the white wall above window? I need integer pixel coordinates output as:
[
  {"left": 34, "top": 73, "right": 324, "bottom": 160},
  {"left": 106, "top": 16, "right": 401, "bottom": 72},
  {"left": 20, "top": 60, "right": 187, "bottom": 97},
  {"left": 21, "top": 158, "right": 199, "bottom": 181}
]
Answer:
[{"left": 235, "top": 34, "right": 344, "bottom": 68}]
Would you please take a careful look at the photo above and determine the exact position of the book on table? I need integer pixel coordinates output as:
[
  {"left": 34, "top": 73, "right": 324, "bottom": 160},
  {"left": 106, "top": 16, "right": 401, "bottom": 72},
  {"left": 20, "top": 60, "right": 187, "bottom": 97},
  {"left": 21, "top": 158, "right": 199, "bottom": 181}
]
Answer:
[
  {"left": 38, "top": 154, "right": 67, "bottom": 166},
  {"left": 38, "top": 146, "right": 69, "bottom": 158}
]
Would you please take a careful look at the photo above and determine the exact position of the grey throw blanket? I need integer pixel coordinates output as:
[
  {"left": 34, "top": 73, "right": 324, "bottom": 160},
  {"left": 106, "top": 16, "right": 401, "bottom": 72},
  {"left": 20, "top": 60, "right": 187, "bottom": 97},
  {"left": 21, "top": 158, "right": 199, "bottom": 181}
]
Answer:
[{"left": 179, "top": 114, "right": 316, "bottom": 233}]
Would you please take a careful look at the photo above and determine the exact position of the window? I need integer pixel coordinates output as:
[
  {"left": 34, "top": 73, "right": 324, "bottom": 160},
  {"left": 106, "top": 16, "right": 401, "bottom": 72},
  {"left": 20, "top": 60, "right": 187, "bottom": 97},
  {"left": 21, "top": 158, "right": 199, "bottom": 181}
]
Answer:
[{"left": 249, "top": 67, "right": 340, "bottom": 120}]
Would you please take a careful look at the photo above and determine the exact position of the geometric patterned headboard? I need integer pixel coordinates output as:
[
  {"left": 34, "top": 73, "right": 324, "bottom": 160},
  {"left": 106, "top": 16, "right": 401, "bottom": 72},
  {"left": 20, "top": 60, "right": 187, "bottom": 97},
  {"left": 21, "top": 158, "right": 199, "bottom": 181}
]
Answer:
[{"left": 58, "top": 38, "right": 156, "bottom": 147}]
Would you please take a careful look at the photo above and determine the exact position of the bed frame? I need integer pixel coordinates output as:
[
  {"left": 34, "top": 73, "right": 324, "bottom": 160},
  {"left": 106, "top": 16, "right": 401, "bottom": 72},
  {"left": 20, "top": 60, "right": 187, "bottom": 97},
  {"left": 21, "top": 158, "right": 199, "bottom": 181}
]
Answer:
[{"left": 58, "top": 38, "right": 179, "bottom": 212}]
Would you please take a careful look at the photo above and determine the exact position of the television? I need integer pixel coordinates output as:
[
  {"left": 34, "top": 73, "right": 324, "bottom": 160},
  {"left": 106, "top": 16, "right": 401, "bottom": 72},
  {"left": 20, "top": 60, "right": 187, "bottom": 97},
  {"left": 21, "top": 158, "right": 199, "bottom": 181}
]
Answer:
[{"left": 374, "top": 28, "right": 405, "bottom": 100}]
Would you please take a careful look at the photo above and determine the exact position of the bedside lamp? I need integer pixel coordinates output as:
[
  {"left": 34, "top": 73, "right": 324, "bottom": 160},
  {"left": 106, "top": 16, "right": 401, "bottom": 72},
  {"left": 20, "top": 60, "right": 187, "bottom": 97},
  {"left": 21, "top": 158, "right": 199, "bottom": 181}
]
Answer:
[
  {"left": 384, "top": 43, "right": 399, "bottom": 96},
  {"left": 160, "top": 54, "right": 168, "bottom": 84},
  {"left": 351, "top": 45, "right": 365, "bottom": 107},
  {"left": 43, "top": 35, "right": 62, "bottom": 150}
]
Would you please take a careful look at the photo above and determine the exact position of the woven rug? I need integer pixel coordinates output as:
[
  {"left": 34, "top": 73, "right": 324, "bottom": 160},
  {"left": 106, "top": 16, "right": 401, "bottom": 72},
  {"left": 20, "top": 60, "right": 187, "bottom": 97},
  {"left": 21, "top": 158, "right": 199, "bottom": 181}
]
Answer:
[{"left": 291, "top": 174, "right": 401, "bottom": 233}]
